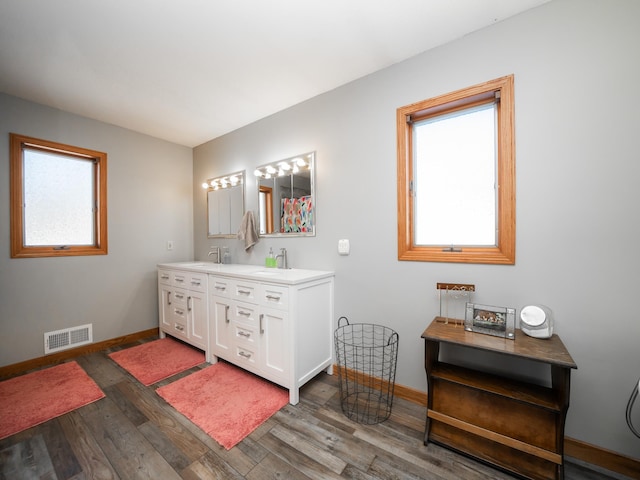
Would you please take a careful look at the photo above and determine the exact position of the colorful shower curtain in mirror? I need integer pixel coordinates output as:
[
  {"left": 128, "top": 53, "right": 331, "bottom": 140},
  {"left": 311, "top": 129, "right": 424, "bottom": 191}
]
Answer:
[{"left": 281, "top": 196, "right": 313, "bottom": 233}]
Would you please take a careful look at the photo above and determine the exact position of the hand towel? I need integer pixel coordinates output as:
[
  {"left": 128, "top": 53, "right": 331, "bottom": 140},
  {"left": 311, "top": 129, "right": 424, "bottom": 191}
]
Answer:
[{"left": 237, "top": 211, "right": 259, "bottom": 251}]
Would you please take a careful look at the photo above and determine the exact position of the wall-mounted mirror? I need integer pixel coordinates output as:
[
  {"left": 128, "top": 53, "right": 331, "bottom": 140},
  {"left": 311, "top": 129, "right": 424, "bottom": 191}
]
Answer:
[
  {"left": 255, "top": 152, "right": 315, "bottom": 237},
  {"left": 205, "top": 171, "right": 245, "bottom": 238}
]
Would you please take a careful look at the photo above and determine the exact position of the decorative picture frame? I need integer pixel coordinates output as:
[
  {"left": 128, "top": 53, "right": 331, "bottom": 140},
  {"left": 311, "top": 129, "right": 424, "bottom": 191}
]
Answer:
[{"left": 465, "top": 303, "right": 515, "bottom": 340}]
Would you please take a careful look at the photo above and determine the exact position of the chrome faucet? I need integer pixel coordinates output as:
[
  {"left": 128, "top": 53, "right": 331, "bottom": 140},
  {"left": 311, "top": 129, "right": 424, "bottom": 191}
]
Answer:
[
  {"left": 207, "top": 246, "right": 221, "bottom": 264},
  {"left": 276, "top": 247, "right": 289, "bottom": 269}
]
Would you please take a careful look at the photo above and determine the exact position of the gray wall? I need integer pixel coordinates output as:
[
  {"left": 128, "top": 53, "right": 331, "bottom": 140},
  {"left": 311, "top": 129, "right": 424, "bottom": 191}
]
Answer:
[
  {"left": 193, "top": 0, "right": 640, "bottom": 460},
  {"left": 0, "top": 94, "right": 194, "bottom": 366}
]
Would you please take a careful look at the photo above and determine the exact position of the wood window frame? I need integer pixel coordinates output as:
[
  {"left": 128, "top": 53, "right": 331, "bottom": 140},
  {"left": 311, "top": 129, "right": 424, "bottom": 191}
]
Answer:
[
  {"left": 10, "top": 133, "right": 108, "bottom": 258},
  {"left": 397, "top": 75, "right": 515, "bottom": 265}
]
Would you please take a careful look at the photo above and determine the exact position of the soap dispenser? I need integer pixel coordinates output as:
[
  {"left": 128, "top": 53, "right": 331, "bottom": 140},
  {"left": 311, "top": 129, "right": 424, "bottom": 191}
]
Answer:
[
  {"left": 222, "top": 247, "right": 231, "bottom": 264},
  {"left": 266, "top": 247, "right": 276, "bottom": 268}
]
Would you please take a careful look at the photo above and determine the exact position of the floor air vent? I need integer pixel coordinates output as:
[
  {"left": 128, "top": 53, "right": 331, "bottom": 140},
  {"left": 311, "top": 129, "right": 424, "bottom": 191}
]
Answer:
[{"left": 44, "top": 324, "right": 93, "bottom": 354}]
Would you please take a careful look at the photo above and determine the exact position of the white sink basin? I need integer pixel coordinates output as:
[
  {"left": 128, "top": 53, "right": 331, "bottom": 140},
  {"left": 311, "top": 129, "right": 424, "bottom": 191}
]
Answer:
[{"left": 252, "top": 270, "right": 280, "bottom": 275}]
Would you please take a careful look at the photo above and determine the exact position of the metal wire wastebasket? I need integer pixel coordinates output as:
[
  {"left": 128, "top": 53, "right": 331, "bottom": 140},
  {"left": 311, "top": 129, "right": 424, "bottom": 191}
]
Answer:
[{"left": 334, "top": 316, "right": 399, "bottom": 424}]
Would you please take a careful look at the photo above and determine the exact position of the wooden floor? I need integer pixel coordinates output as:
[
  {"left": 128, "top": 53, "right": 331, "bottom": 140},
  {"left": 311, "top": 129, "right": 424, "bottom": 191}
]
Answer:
[{"left": 0, "top": 338, "right": 624, "bottom": 480}]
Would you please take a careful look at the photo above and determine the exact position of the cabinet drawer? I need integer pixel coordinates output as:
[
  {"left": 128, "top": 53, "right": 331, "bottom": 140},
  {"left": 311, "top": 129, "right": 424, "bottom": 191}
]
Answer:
[
  {"left": 260, "top": 284, "right": 289, "bottom": 310},
  {"left": 234, "top": 343, "right": 259, "bottom": 369},
  {"left": 187, "top": 273, "right": 207, "bottom": 292},
  {"left": 171, "top": 288, "right": 188, "bottom": 307},
  {"left": 209, "top": 276, "right": 232, "bottom": 297},
  {"left": 158, "top": 269, "right": 172, "bottom": 285},
  {"left": 232, "top": 301, "right": 258, "bottom": 326},
  {"left": 234, "top": 322, "right": 259, "bottom": 346},
  {"left": 172, "top": 320, "right": 188, "bottom": 338},
  {"left": 172, "top": 303, "right": 188, "bottom": 320},
  {"left": 172, "top": 272, "right": 188, "bottom": 288},
  {"left": 233, "top": 280, "right": 258, "bottom": 303}
]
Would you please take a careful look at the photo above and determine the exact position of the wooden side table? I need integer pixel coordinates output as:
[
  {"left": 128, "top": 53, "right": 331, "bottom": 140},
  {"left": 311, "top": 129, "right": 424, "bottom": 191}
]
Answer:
[{"left": 422, "top": 317, "right": 577, "bottom": 480}]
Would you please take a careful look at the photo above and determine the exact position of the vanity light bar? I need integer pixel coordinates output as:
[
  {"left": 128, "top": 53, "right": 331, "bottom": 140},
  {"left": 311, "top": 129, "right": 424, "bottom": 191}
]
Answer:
[
  {"left": 202, "top": 172, "right": 244, "bottom": 190},
  {"left": 253, "top": 154, "right": 312, "bottom": 178}
]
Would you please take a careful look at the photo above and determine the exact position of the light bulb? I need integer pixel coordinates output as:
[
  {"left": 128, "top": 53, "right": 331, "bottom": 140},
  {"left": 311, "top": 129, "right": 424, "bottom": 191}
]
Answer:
[
  {"left": 254, "top": 169, "right": 262, "bottom": 177},
  {"left": 202, "top": 182, "right": 210, "bottom": 189}
]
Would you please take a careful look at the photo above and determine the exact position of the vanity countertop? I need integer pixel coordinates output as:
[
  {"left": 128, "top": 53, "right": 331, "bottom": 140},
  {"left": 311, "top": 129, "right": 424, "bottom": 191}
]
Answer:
[{"left": 157, "top": 262, "right": 334, "bottom": 285}]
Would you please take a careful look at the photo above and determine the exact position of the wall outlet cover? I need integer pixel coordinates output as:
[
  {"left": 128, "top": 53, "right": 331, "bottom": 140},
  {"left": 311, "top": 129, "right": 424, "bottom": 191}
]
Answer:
[{"left": 338, "top": 239, "right": 350, "bottom": 255}]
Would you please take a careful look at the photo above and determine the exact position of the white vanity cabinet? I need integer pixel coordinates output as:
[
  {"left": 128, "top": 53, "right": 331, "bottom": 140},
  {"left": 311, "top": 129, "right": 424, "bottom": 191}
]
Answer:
[
  {"left": 158, "top": 268, "right": 209, "bottom": 355},
  {"left": 158, "top": 262, "right": 334, "bottom": 405},
  {"left": 208, "top": 271, "right": 334, "bottom": 405}
]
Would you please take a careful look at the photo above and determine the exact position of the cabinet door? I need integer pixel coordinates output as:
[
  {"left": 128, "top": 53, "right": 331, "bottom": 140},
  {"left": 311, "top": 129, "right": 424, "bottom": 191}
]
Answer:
[
  {"left": 159, "top": 285, "right": 173, "bottom": 330},
  {"left": 211, "top": 296, "right": 232, "bottom": 357},
  {"left": 260, "top": 307, "right": 289, "bottom": 383},
  {"left": 188, "top": 290, "right": 207, "bottom": 350}
]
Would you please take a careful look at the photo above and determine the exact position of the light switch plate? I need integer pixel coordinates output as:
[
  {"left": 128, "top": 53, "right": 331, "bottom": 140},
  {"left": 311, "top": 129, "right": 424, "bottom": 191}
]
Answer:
[{"left": 338, "top": 239, "right": 350, "bottom": 255}]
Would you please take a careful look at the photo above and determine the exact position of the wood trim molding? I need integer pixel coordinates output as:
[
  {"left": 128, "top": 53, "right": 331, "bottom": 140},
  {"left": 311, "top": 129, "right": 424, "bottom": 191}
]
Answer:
[
  {"left": 0, "top": 328, "right": 158, "bottom": 379},
  {"left": 564, "top": 437, "right": 640, "bottom": 479}
]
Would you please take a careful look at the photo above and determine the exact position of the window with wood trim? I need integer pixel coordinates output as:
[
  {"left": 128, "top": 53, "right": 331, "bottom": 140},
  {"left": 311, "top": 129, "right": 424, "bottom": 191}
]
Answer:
[
  {"left": 10, "top": 133, "right": 108, "bottom": 258},
  {"left": 397, "top": 75, "right": 515, "bottom": 264}
]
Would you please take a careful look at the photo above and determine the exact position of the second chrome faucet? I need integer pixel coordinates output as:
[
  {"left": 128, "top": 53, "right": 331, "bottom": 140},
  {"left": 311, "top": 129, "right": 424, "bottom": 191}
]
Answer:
[
  {"left": 207, "top": 246, "right": 221, "bottom": 264},
  {"left": 275, "top": 247, "right": 289, "bottom": 269}
]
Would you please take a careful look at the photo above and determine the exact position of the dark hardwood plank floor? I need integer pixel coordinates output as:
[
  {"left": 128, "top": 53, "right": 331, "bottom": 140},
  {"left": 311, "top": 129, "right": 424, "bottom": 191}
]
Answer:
[{"left": 0, "top": 338, "right": 628, "bottom": 480}]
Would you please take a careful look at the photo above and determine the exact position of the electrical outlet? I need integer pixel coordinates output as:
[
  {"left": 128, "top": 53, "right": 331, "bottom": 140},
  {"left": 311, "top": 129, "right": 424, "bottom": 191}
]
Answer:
[
  {"left": 338, "top": 239, "right": 350, "bottom": 255},
  {"left": 167, "top": 240, "right": 174, "bottom": 251}
]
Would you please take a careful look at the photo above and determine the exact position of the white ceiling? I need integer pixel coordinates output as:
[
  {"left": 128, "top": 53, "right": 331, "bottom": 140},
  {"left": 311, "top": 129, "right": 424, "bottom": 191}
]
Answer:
[{"left": 0, "top": 1, "right": 549, "bottom": 147}]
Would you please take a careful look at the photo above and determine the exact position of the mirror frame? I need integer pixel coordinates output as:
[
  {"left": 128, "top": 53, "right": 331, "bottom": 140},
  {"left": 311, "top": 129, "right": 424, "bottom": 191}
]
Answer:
[
  {"left": 255, "top": 152, "right": 315, "bottom": 237},
  {"left": 206, "top": 170, "right": 246, "bottom": 238}
]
